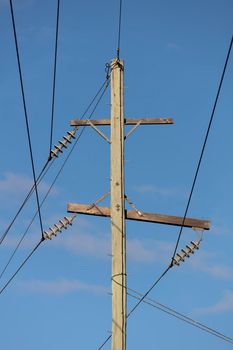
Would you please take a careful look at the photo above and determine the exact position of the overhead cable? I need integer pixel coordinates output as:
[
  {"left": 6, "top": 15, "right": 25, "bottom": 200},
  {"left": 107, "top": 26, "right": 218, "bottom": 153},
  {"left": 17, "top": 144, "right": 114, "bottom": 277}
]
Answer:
[
  {"left": 124, "top": 37, "right": 233, "bottom": 326},
  {"left": 49, "top": 0, "right": 61, "bottom": 159},
  {"left": 0, "top": 76, "right": 110, "bottom": 281},
  {"left": 0, "top": 159, "right": 50, "bottom": 246},
  {"left": 97, "top": 264, "right": 233, "bottom": 349},
  {"left": 0, "top": 65, "right": 109, "bottom": 247},
  {"left": 127, "top": 289, "right": 233, "bottom": 345},
  {"left": 0, "top": 190, "right": 110, "bottom": 297},
  {"left": 0, "top": 123, "right": 79, "bottom": 247},
  {"left": 0, "top": 167, "right": 53, "bottom": 280},
  {"left": 97, "top": 335, "right": 112, "bottom": 350},
  {"left": 9, "top": 0, "right": 44, "bottom": 237},
  {"left": 97, "top": 266, "right": 170, "bottom": 349},
  {"left": 116, "top": 0, "right": 123, "bottom": 59},
  {"left": 171, "top": 35, "right": 233, "bottom": 261},
  {"left": 0, "top": 239, "right": 43, "bottom": 295}
]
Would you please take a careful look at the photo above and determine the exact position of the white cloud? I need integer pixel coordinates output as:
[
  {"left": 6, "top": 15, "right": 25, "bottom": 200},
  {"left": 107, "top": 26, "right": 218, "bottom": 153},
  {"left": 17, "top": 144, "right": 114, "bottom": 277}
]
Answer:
[
  {"left": 55, "top": 232, "right": 110, "bottom": 258},
  {"left": 1, "top": 235, "right": 37, "bottom": 249},
  {"left": 2, "top": 203, "right": 176, "bottom": 264},
  {"left": 211, "top": 224, "right": 233, "bottom": 237},
  {"left": 0, "top": 172, "right": 57, "bottom": 199},
  {"left": 53, "top": 229, "right": 174, "bottom": 264},
  {"left": 190, "top": 252, "right": 233, "bottom": 280},
  {"left": 127, "top": 239, "right": 173, "bottom": 263},
  {"left": 194, "top": 291, "right": 233, "bottom": 315},
  {"left": 2, "top": 228, "right": 173, "bottom": 264},
  {"left": 17, "top": 278, "right": 108, "bottom": 296},
  {"left": 127, "top": 239, "right": 156, "bottom": 262}
]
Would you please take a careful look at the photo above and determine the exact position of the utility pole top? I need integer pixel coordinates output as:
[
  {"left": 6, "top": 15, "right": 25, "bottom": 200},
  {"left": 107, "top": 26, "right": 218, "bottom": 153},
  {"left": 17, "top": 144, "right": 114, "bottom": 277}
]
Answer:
[{"left": 67, "top": 58, "right": 211, "bottom": 350}]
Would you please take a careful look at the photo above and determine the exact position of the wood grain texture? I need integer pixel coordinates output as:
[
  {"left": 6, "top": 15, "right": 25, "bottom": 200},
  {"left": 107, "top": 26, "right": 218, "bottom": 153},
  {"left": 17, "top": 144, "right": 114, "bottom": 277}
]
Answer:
[
  {"left": 67, "top": 204, "right": 210, "bottom": 230},
  {"left": 110, "top": 58, "right": 126, "bottom": 350},
  {"left": 70, "top": 117, "right": 174, "bottom": 126}
]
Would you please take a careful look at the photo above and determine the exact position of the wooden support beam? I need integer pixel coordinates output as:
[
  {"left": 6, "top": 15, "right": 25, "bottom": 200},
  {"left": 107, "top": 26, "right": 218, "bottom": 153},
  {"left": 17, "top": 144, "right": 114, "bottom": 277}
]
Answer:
[
  {"left": 70, "top": 117, "right": 174, "bottom": 126},
  {"left": 110, "top": 58, "right": 126, "bottom": 350},
  {"left": 67, "top": 204, "right": 210, "bottom": 230}
]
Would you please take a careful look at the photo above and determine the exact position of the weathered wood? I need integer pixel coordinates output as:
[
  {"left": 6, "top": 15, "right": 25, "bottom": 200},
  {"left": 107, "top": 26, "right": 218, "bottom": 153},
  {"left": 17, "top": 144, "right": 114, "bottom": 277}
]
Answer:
[
  {"left": 110, "top": 58, "right": 126, "bottom": 350},
  {"left": 67, "top": 203, "right": 210, "bottom": 230},
  {"left": 70, "top": 117, "right": 174, "bottom": 126},
  {"left": 88, "top": 120, "right": 111, "bottom": 143}
]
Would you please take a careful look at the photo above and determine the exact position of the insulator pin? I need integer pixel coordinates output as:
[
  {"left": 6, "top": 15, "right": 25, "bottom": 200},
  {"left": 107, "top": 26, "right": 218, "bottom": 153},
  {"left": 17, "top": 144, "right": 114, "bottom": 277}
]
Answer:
[
  {"left": 67, "top": 131, "right": 76, "bottom": 139},
  {"left": 172, "top": 239, "right": 201, "bottom": 267},
  {"left": 59, "top": 140, "right": 67, "bottom": 148},
  {"left": 50, "top": 127, "right": 78, "bottom": 159},
  {"left": 63, "top": 136, "right": 72, "bottom": 143},
  {"left": 43, "top": 215, "right": 76, "bottom": 240},
  {"left": 55, "top": 145, "right": 63, "bottom": 153}
]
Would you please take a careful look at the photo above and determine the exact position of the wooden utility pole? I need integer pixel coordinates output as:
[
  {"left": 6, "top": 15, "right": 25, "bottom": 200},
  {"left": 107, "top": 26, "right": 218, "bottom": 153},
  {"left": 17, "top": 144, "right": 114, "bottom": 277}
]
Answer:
[
  {"left": 67, "top": 57, "right": 210, "bottom": 350},
  {"left": 110, "top": 58, "right": 126, "bottom": 350}
]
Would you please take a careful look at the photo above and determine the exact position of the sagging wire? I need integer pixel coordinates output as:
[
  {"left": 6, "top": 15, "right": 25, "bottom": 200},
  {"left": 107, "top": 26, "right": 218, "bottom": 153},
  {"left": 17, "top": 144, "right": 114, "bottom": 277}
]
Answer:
[
  {"left": 97, "top": 232, "right": 205, "bottom": 349},
  {"left": 9, "top": 0, "right": 44, "bottom": 238},
  {"left": 0, "top": 213, "right": 75, "bottom": 294},
  {"left": 0, "top": 72, "right": 111, "bottom": 281},
  {"left": 0, "top": 190, "right": 111, "bottom": 294},
  {"left": 127, "top": 289, "right": 233, "bottom": 345},
  {"left": 0, "top": 239, "right": 43, "bottom": 295},
  {"left": 49, "top": 0, "right": 61, "bottom": 158},
  {"left": 0, "top": 158, "right": 52, "bottom": 246},
  {"left": 116, "top": 0, "right": 123, "bottom": 59},
  {"left": 170, "top": 36, "right": 233, "bottom": 263}
]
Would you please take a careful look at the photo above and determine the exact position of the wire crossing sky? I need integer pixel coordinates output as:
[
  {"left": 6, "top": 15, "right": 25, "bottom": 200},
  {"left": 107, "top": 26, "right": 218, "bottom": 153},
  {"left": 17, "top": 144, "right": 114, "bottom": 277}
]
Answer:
[
  {"left": 8, "top": 0, "right": 44, "bottom": 238},
  {"left": 48, "top": 0, "right": 60, "bottom": 159},
  {"left": 0, "top": 1, "right": 233, "bottom": 350}
]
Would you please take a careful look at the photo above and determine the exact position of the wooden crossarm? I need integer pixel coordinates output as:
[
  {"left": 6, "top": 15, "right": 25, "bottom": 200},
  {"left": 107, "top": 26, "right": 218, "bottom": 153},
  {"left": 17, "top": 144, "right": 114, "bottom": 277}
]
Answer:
[
  {"left": 67, "top": 203, "right": 210, "bottom": 230},
  {"left": 70, "top": 117, "right": 174, "bottom": 126}
]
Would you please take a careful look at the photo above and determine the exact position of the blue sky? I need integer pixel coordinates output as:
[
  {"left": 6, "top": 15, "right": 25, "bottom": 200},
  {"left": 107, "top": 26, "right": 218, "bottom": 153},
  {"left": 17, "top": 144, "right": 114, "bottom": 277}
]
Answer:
[{"left": 0, "top": 0, "right": 233, "bottom": 349}]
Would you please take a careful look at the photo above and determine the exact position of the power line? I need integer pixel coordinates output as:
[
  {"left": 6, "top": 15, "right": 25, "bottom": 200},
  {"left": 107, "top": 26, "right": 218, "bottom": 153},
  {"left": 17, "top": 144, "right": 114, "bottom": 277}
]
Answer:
[
  {"left": 98, "top": 270, "right": 233, "bottom": 349},
  {"left": 127, "top": 288, "right": 233, "bottom": 345},
  {"left": 0, "top": 159, "right": 51, "bottom": 246},
  {"left": 9, "top": 0, "right": 44, "bottom": 238},
  {"left": 0, "top": 168, "right": 52, "bottom": 280},
  {"left": 97, "top": 266, "right": 170, "bottom": 349},
  {"left": 97, "top": 335, "right": 112, "bottom": 350},
  {"left": 49, "top": 0, "right": 61, "bottom": 159},
  {"left": 0, "top": 76, "right": 110, "bottom": 281},
  {"left": 116, "top": 0, "right": 123, "bottom": 59},
  {"left": 171, "top": 35, "right": 233, "bottom": 261},
  {"left": 0, "top": 68, "right": 109, "bottom": 248},
  {"left": 5, "top": 2, "right": 110, "bottom": 249},
  {"left": 127, "top": 267, "right": 170, "bottom": 318},
  {"left": 96, "top": 37, "right": 233, "bottom": 348},
  {"left": 0, "top": 239, "right": 43, "bottom": 295},
  {"left": 40, "top": 77, "right": 111, "bottom": 211},
  {"left": 124, "top": 35, "right": 233, "bottom": 335}
]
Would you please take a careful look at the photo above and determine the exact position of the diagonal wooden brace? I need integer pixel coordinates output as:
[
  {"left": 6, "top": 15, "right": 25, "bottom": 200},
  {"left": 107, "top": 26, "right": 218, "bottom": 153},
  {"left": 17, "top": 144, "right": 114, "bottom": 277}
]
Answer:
[{"left": 88, "top": 120, "right": 111, "bottom": 143}]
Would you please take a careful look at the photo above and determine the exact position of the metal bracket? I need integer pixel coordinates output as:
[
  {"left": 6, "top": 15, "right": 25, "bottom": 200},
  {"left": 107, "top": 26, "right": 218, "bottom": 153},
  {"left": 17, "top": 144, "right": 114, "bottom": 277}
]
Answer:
[
  {"left": 124, "top": 120, "right": 142, "bottom": 139},
  {"left": 125, "top": 194, "right": 143, "bottom": 217},
  {"left": 88, "top": 120, "right": 111, "bottom": 143}
]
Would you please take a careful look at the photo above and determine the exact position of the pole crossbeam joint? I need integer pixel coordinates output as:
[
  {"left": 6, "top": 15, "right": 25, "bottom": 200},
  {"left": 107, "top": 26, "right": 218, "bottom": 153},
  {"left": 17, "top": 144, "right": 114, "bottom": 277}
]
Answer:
[
  {"left": 70, "top": 117, "right": 174, "bottom": 127},
  {"left": 67, "top": 56, "right": 211, "bottom": 350},
  {"left": 67, "top": 203, "right": 210, "bottom": 230},
  {"left": 88, "top": 120, "right": 111, "bottom": 143}
]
